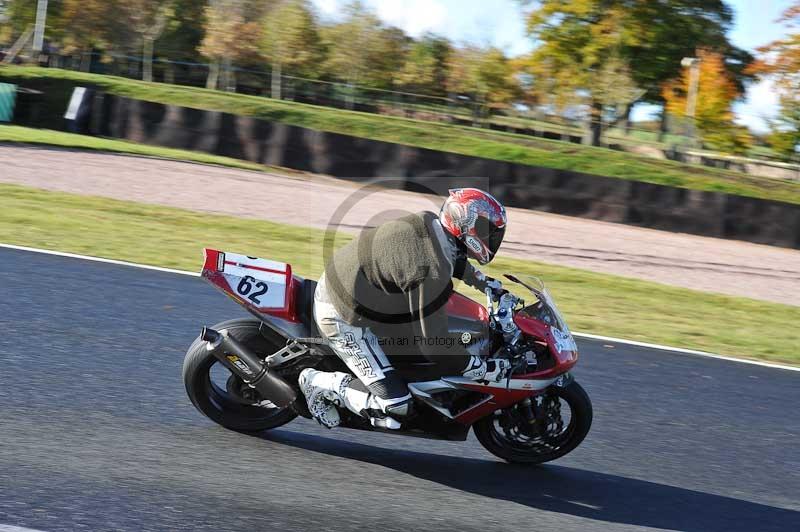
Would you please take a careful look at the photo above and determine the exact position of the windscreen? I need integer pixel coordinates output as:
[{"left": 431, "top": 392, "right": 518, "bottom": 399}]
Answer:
[{"left": 510, "top": 274, "right": 577, "bottom": 353}]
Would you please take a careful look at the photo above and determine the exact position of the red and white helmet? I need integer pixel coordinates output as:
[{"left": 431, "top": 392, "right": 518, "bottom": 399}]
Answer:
[{"left": 439, "top": 188, "right": 507, "bottom": 265}]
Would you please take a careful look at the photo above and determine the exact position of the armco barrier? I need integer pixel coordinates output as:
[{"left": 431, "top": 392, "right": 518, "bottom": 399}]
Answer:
[{"left": 89, "top": 94, "right": 800, "bottom": 249}]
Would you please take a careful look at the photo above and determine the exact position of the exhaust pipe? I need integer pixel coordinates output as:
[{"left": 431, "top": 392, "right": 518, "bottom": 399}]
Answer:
[{"left": 201, "top": 327, "right": 299, "bottom": 409}]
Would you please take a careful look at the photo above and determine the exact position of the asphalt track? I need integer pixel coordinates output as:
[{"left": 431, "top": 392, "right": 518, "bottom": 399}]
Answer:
[{"left": 0, "top": 247, "right": 798, "bottom": 532}]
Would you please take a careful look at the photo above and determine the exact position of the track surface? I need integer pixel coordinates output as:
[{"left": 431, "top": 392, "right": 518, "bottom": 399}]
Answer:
[
  {"left": 0, "top": 247, "right": 798, "bottom": 532},
  {"left": 2, "top": 145, "right": 799, "bottom": 306}
]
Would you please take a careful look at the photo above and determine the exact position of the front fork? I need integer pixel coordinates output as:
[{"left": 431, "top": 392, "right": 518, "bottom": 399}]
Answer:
[{"left": 519, "top": 372, "right": 572, "bottom": 426}]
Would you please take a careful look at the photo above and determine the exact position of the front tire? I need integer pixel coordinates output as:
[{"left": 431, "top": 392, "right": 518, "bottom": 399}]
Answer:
[
  {"left": 182, "top": 318, "right": 297, "bottom": 432},
  {"left": 473, "top": 380, "right": 592, "bottom": 464}
]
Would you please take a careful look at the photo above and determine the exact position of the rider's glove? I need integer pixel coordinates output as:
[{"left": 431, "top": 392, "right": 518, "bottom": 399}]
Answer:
[
  {"left": 473, "top": 271, "right": 507, "bottom": 301},
  {"left": 484, "top": 276, "right": 508, "bottom": 302}
]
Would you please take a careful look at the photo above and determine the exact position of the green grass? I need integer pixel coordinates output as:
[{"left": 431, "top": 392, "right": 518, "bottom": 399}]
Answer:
[
  {"left": 1, "top": 182, "right": 797, "bottom": 366},
  {"left": 4, "top": 65, "right": 800, "bottom": 205},
  {"left": 0, "top": 124, "right": 273, "bottom": 172}
]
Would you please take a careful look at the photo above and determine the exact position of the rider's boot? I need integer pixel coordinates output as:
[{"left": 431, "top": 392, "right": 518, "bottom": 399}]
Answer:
[
  {"left": 298, "top": 368, "right": 348, "bottom": 428},
  {"left": 461, "top": 355, "right": 512, "bottom": 383},
  {"left": 298, "top": 369, "right": 404, "bottom": 429}
]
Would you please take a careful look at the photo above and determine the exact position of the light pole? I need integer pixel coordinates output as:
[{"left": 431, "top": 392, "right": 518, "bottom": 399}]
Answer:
[
  {"left": 681, "top": 57, "right": 701, "bottom": 145},
  {"left": 32, "top": 0, "right": 48, "bottom": 54}
]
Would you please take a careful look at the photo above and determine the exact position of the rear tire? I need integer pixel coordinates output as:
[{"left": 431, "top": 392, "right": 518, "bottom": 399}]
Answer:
[
  {"left": 182, "top": 318, "right": 297, "bottom": 432},
  {"left": 473, "top": 380, "right": 592, "bottom": 464}
]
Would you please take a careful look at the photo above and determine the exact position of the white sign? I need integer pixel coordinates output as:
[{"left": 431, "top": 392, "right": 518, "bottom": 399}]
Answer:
[{"left": 64, "top": 87, "right": 86, "bottom": 120}]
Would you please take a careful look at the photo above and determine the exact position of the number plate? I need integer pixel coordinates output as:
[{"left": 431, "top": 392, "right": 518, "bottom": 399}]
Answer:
[{"left": 218, "top": 251, "right": 289, "bottom": 309}]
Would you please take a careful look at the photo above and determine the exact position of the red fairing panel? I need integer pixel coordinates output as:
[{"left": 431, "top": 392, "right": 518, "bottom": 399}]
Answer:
[
  {"left": 201, "top": 248, "right": 301, "bottom": 322},
  {"left": 514, "top": 313, "right": 578, "bottom": 379},
  {"left": 453, "top": 383, "right": 536, "bottom": 425},
  {"left": 446, "top": 292, "right": 489, "bottom": 322}
]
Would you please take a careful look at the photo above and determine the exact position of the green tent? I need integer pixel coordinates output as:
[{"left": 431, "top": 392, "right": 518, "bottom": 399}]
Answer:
[{"left": 0, "top": 83, "right": 17, "bottom": 122}]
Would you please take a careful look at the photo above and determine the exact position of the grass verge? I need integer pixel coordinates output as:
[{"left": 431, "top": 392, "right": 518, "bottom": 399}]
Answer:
[
  {"left": 1, "top": 182, "right": 797, "bottom": 366},
  {"left": 0, "top": 124, "right": 272, "bottom": 172},
  {"left": 3, "top": 65, "right": 800, "bottom": 205}
]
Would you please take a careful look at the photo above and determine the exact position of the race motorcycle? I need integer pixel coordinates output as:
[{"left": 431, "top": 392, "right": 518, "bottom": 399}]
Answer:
[{"left": 183, "top": 248, "right": 592, "bottom": 464}]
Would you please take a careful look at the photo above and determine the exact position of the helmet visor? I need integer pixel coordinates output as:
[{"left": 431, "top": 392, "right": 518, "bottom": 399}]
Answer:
[
  {"left": 475, "top": 217, "right": 506, "bottom": 259},
  {"left": 487, "top": 224, "right": 505, "bottom": 258}
]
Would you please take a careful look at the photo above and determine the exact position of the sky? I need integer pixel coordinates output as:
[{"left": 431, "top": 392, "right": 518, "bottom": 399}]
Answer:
[{"left": 311, "top": 0, "right": 796, "bottom": 133}]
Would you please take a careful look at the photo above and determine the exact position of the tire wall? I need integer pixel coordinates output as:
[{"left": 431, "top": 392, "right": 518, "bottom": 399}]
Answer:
[{"left": 90, "top": 94, "right": 800, "bottom": 249}]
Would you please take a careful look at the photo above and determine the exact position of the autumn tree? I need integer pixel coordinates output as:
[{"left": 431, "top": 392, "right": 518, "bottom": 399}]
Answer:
[
  {"left": 525, "top": 3, "right": 642, "bottom": 144},
  {"left": 447, "top": 45, "right": 519, "bottom": 118},
  {"left": 662, "top": 49, "right": 747, "bottom": 152},
  {"left": 59, "top": 0, "right": 116, "bottom": 69},
  {"left": 0, "top": 0, "right": 36, "bottom": 43},
  {"left": 260, "top": 0, "right": 322, "bottom": 99},
  {"left": 119, "top": 1, "right": 176, "bottom": 82},
  {"left": 320, "top": 1, "right": 409, "bottom": 93},
  {"left": 158, "top": 0, "right": 206, "bottom": 60},
  {"left": 199, "top": 0, "right": 263, "bottom": 90},
  {"left": 395, "top": 34, "right": 451, "bottom": 96},
  {"left": 621, "top": 1, "right": 751, "bottom": 130},
  {"left": 522, "top": 0, "right": 751, "bottom": 144},
  {"left": 149, "top": 0, "right": 207, "bottom": 83},
  {"left": 750, "top": 2, "right": 800, "bottom": 157}
]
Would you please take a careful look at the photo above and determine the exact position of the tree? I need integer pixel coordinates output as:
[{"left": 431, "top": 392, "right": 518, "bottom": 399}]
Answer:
[
  {"left": 199, "top": 0, "right": 262, "bottom": 90},
  {"left": 260, "top": 0, "right": 322, "bottom": 99},
  {"left": 0, "top": 0, "right": 66, "bottom": 51},
  {"left": 522, "top": 0, "right": 751, "bottom": 145},
  {"left": 121, "top": 1, "right": 175, "bottom": 82},
  {"left": 59, "top": 0, "right": 115, "bottom": 69},
  {"left": 662, "top": 49, "right": 746, "bottom": 152},
  {"left": 158, "top": 0, "right": 206, "bottom": 61},
  {"left": 524, "top": 1, "right": 645, "bottom": 145},
  {"left": 447, "top": 45, "right": 520, "bottom": 120},
  {"left": 750, "top": 2, "right": 800, "bottom": 157},
  {"left": 320, "top": 1, "right": 409, "bottom": 92},
  {"left": 1, "top": 0, "right": 39, "bottom": 37},
  {"left": 153, "top": 0, "right": 207, "bottom": 83},
  {"left": 395, "top": 34, "right": 451, "bottom": 96}
]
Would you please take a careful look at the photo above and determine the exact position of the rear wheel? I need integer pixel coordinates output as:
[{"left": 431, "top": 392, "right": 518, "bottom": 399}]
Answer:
[
  {"left": 182, "top": 318, "right": 297, "bottom": 432},
  {"left": 473, "top": 380, "right": 592, "bottom": 464}
]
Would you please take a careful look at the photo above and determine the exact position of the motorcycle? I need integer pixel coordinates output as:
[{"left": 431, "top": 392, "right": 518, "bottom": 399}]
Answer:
[{"left": 183, "top": 248, "right": 592, "bottom": 464}]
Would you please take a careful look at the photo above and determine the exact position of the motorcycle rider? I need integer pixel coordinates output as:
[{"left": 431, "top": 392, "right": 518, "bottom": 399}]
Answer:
[{"left": 299, "top": 188, "right": 511, "bottom": 429}]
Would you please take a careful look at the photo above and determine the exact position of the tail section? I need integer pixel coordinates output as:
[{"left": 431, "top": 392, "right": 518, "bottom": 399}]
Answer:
[{"left": 201, "top": 248, "right": 297, "bottom": 321}]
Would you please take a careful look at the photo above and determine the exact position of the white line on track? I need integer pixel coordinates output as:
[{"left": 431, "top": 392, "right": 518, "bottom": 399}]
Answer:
[
  {"left": 572, "top": 332, "right": 799, "bottom": 372},
  {"left": 1, "top": 242, "right": 797, "bottom": 372},
  {"left": 0, "top": 243, "right": 199, "bottom": 277}
]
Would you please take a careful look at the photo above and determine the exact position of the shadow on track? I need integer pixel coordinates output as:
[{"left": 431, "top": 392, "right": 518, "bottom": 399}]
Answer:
[{"left": 258, "top": 429, "right": 799, "bottom": 532}]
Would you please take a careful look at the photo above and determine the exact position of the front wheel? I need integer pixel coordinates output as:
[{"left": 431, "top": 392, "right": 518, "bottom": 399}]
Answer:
[
  {"left": 473, "top": 380, "right": 592, "bottom": 464},
  {"left": 182, "top": 318, "right": 297, "bottom": 432}
]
